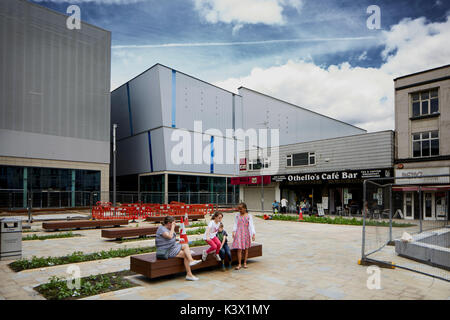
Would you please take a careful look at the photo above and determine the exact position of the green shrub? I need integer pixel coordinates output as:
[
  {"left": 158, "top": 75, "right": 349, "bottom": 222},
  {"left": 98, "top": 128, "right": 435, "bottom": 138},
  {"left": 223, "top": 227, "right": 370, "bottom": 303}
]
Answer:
[
  {"left": 10, "top": 239, "right": 209, "bottom": 272},
  {"left": 23, "top": 232, "right": 82, "bottom": 241},
  {"left": 35, "top": 271, "right": 136, "bottom": 300},
  {"left": 255, "top": 214, "right": 415, "bottom": 227}
]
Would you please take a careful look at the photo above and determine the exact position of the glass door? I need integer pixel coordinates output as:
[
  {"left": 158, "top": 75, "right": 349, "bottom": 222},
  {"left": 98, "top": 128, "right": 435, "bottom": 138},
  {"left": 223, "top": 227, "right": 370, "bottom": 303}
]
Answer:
[
  {"left": 403, "top": 192, "right": 414, "bottom": 220},
  {"left": 435, "top": 193, "right": 447, "bottom": 221},
  {"left": 423, "top": 192, "right": 435, "bottom": 220}
]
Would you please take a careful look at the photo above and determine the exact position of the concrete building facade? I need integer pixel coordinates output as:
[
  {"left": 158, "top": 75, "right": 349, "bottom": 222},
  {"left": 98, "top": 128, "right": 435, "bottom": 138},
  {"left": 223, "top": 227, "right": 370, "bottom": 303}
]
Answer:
[{"left": 394, "top": 64, "right": 450, "bottom": 220}]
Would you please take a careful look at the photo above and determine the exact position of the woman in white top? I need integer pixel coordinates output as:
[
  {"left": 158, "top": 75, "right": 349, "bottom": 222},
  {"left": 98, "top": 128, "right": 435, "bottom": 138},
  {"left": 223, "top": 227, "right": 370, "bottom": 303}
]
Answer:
[
  {"left": 202, "top": 212, "right": 223, "bottom": 262},
  {"left": 231, "top": 202, "right": 256, "bottom": 270}
]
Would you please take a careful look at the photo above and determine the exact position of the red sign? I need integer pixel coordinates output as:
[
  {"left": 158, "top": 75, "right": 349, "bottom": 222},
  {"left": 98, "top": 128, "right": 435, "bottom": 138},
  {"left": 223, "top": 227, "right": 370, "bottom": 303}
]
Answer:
[
  {"left": 239, "top": 158, "right": 247, "bottom": 171},
  {"left": 230, "top": 176, "right": 271, "bottom": 185}
]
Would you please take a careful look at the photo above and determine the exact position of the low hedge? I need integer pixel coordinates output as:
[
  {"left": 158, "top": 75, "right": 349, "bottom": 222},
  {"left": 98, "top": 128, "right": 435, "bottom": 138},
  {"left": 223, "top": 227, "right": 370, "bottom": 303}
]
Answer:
[
  {"left": 256, "top": 214, "right": 415, "bottom": 227},
  {"left": 9, "top": 239, "right": 208, "bottom": 272}
]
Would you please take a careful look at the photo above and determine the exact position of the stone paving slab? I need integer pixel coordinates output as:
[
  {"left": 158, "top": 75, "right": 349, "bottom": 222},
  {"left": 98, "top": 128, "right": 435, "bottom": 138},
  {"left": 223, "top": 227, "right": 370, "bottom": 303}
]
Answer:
[{"left": 1, "top": 213, "right": 449, "bottom": 300}]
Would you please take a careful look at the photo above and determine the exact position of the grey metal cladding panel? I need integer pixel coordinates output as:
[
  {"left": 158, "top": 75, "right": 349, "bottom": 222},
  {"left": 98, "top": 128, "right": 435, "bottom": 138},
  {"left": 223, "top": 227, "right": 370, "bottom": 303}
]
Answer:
[
  {"left": 240, "top": 88, "right": 365, "bottom": 145},
  {"left": 111, "top": 85, "right": 131, "bottom": 140},
  {"left": 158, "top": 65, "right": 173, "bottom": 128},
  {"left": 0, "top": 0, "right": 110, "bottom": 143},
  {"left": 162, "top": 127, "right": 237, "bottom": 175},
  {"left": 128, "top": 67, "right": 163, "bottom": 134},
  {"left": 175, "top": 72, "right": 233, "bottom": 133},
  {"left": 275, "top": 131, "right": 393, "bottom": 173},
  {"left": 149, "top": 128, "right": 166, "bottom": 173},
  {"left": 234, "top": 95, "right": 243, "bottom": 130},
  {"left": 0, "top": 129, "right": 109, "bottom": 163},
  {"left": 116, "top": 132, "right": 150, "bottom": 176}
]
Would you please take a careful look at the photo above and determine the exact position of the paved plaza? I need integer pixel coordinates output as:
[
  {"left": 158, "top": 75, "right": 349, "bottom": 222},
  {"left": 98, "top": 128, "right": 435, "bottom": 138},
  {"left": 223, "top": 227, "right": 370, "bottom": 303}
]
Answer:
[{"left": 0, "top": 212, "right": 448, "bottom": 300}]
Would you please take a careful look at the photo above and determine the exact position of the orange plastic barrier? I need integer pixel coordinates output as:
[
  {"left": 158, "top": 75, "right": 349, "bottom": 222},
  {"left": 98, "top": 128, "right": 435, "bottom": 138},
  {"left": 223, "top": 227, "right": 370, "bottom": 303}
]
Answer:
[{"left": 92, "top": 202, "right": 214, "bottom": 220}]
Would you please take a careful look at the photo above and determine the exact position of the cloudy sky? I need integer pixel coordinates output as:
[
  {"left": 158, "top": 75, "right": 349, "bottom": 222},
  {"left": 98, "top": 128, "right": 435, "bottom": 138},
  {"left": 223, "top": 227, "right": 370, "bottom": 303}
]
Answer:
[{"left": 32, "top": 0, "right": 450, "bottom": 132}]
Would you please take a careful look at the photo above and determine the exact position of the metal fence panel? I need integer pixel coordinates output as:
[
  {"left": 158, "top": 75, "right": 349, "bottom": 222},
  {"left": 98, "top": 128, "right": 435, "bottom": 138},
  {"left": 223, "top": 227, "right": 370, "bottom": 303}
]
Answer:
[{"left": 361, "top": 174, "right": 450, "bottom": 282}]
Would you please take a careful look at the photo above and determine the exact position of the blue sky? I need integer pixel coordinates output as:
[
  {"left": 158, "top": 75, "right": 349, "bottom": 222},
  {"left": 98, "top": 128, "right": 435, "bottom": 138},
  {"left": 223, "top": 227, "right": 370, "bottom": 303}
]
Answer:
[{"left": 31, "top": 0, "right": 450, "bottom": 131}]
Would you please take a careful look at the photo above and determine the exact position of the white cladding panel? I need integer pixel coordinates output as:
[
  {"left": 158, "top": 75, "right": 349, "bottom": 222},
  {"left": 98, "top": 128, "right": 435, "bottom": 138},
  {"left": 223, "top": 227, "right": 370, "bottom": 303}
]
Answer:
[{"left": 239, "top": 88, "right": 365, "bottom": 146}]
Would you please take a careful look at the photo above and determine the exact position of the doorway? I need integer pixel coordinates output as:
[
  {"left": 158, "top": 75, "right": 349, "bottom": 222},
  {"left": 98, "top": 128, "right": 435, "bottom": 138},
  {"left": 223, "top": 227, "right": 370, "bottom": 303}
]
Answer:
[{"left": 403, "top": 192, "right": 414, "bottom": 220}]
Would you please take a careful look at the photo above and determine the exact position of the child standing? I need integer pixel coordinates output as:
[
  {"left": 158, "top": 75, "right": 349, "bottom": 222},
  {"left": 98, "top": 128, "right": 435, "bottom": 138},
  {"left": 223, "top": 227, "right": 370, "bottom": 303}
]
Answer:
[
  {"left": 217, "top": 222, "right": 232, "bottom": 270},
  {"left": 202, "top": 212, "right": 223, "bottom": 262},
  {"left": 231, "top": 202, "right": 256, "bottom": 270}
]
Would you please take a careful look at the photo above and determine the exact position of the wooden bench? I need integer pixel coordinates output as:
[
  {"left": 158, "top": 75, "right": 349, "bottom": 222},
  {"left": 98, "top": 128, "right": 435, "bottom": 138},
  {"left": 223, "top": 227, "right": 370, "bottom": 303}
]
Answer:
[
  {"left": 102, "top": 225, "right": 179, "bottom": 240},
  {"left": 130, "top": 243, "right": 262, "bottom": 279},
  {"left": 145, "top": 214, "right": 206, "bottom": 223},
  {"left": 42, "top": 219, "right": 129, "bottom": 231}
]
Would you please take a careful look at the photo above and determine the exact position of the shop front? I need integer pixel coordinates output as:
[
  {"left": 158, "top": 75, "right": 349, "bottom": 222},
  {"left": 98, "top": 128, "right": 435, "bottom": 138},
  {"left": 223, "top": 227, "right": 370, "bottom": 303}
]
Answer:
[
  {"left": 394, "top": 167, "right": 450, "bottom": 220},
  {"left": 272, "top": 168, "right": 393, "bottom": 215}
]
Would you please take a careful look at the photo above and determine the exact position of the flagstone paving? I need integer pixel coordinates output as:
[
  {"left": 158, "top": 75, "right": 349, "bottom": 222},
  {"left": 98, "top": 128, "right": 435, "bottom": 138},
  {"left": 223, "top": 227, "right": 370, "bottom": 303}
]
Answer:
[{"left": 0, "top": 212, "right": 448, "bottom": 300}]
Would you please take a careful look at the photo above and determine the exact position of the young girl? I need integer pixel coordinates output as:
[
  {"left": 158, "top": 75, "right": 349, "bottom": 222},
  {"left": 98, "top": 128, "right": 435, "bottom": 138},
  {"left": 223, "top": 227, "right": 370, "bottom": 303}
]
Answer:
[
  {"left": 202, "top": 212, "right": 223, "bottom": 262},
  {"left": 217, "top": 222, "right": 232, "bottom": 270},
  {"left": 231, "top": 202, "right": 256, "bottom": 270}
]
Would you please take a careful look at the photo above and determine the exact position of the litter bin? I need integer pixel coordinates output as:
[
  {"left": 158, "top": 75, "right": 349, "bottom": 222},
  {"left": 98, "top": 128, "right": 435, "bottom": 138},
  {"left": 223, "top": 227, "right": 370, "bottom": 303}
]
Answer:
[{"left": 0, "top": 217, "right": 22, "bottom": 261}]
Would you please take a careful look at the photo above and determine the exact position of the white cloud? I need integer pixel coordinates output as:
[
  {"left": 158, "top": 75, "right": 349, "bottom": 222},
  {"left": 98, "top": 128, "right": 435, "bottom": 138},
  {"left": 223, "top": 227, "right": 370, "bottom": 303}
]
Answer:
[
  {"left": 192, "top": 0, "right": 303, "bottom": 26},
  {"left": 214, "top": 15, "right": 450, "bottom": 132}
]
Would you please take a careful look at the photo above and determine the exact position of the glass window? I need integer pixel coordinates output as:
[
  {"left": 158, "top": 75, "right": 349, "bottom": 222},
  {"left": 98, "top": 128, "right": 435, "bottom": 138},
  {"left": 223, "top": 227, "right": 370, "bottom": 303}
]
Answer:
[
  {"left": 286, "top": 155, "right": 292, "bottom": 167},
  {"left": 412, "top": 131, "right": 439, "bottom": 158},
  {"left": 413, "top": 141, "right": 421, "bottom": 157},
  {"left": 292, "top": 153, "right": 309, "bottom": 166},
  {"left": 412, "top": 102, "right": 420, "bottom": 117},
  {"left": 421, "top": 101, "right": 429, "bottom": 115},
  {"left": 430, "top": 98, "right": 438, "bottom": 113},
  {"left": 431, "top": 139, "right": 439, "bottom": 156},
  {"left": 309, "top": 153, "right": 316, "bottom": 165},
  {"left": 411, "top": 89, "right": 439, "bottom": 117}
]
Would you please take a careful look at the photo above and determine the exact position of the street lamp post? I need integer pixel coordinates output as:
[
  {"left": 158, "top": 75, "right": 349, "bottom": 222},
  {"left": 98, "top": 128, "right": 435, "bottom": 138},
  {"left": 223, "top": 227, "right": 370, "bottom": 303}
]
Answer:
[{"left": 113, "top": 123, "right": 118, "bottom": 207}]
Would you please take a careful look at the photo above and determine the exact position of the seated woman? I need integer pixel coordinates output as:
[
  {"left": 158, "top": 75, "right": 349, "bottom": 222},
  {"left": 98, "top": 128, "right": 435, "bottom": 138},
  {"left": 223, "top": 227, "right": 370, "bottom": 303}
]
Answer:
[{"left": 155, "top": 216, "right": 202, "bottom": 281}]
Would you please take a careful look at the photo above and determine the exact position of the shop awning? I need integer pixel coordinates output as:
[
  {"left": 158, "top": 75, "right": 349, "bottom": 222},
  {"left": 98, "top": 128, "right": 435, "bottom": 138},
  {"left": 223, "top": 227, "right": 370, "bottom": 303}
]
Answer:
[{"left": 392, "top": 185, "right": 450, "bottom": 191}]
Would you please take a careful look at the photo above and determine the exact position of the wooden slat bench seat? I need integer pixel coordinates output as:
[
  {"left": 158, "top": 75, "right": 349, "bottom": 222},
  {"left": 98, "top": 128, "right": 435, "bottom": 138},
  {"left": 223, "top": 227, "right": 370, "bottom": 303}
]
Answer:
[
  {"left": 102, "top": 225, "right": 179, "bottom": 240},
  {"left": 42, "top": 219, "right": 129, "bottom": 231},
  {"left": 130, "top": 243, "right": 262, "bottom": 279},
  {"left": 145, "top": 214, "right": 206, "bottom": 223}
]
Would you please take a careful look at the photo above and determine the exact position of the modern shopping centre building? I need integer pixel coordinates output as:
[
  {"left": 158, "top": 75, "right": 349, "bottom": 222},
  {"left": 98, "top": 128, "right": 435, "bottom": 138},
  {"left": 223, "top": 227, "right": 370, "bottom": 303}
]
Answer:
[
  {"left": 0, "top": 0, "right": 111, "bottom": 209},
  {"left": 110, "top": 65, "right": 365, "bottom": 204}
]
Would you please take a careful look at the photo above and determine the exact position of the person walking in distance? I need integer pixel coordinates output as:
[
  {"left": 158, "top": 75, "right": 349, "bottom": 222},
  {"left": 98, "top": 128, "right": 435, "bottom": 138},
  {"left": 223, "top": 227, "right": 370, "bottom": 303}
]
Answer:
[{"left": 281, "top": 197, "right": 288, "bottom": 214}]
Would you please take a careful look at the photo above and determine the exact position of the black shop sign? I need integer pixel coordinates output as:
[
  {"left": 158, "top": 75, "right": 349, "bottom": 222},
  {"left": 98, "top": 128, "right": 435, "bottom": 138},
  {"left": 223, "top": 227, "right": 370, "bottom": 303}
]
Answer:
[{"left": 272, "top": 168, "right": 392, "bottom": 184}]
